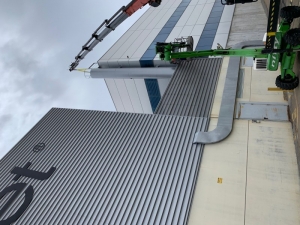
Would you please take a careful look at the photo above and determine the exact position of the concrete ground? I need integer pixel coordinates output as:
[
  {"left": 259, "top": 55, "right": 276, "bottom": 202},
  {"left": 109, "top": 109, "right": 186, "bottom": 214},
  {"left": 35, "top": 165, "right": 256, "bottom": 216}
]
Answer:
[
  {"left": 262, "top": 0, "right": 300, "bottom": 174},
  {"left": 189, "top": 57, "right": 300, "bottom": 225},
  {"left": 188, "top": 3, "right": 300, "bottom": 224}
]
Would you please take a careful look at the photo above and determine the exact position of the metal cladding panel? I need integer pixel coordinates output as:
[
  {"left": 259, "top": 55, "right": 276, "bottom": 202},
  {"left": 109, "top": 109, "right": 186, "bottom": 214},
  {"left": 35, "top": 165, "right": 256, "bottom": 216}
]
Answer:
[
  {"left": 105, "top": 79, "right": 125, "bottom": 112},
  {"left": 0, "top": 108, "right": 208, "bottom": 225},
  {"left": 155, "top": 58, "right": 222, "bottom": 117}
]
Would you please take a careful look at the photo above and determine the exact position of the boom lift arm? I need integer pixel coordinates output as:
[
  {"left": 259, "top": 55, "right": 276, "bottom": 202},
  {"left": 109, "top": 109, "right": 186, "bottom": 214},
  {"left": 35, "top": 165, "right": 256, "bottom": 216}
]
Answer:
[
  {"left": 69, "top": 0, "right": 161, "bottom": 71},
  {"left": 156, "top": 6, "right": 300, "bottom": 90}
]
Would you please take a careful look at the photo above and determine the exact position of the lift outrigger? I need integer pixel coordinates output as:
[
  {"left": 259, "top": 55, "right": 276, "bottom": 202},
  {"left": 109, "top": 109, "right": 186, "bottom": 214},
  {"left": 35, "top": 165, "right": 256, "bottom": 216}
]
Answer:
[{"left": 156, "top": 6, "right": 300, "bottom": 90}]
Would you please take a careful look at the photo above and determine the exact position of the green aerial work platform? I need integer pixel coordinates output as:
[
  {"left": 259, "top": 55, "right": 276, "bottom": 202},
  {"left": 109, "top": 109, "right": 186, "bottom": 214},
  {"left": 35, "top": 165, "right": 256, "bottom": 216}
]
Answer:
[{"left": 156, "top": 5, "right": 300, "bottom": 90}]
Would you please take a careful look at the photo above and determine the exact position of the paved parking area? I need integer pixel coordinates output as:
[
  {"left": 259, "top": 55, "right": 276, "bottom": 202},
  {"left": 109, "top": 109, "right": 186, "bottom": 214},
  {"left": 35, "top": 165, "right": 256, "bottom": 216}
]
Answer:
[
  {"left": 263, "top": 0, "right": 300, "bottom": 172},
  {"left": 281, "top": 0, "right": 300, "bottom": 172}
]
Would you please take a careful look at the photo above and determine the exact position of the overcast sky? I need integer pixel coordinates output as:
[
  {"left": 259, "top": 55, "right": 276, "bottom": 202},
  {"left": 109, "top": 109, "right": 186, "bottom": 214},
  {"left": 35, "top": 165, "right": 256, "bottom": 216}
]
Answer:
[{"left": 0, "top": 1, "right": 149, "bottom": 158}]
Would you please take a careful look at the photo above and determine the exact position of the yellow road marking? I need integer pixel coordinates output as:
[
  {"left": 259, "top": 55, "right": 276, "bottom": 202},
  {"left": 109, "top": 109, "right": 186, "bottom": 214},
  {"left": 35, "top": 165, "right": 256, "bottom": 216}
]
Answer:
[{"left": 268, "top": 87, "right": 293, "bottom": 92}]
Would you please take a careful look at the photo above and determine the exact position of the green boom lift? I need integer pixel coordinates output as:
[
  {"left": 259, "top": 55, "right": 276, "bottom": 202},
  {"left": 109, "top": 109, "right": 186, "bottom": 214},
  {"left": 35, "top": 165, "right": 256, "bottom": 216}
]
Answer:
[{"left": 156, "top": 6, "right": 300, "bottom": 90}]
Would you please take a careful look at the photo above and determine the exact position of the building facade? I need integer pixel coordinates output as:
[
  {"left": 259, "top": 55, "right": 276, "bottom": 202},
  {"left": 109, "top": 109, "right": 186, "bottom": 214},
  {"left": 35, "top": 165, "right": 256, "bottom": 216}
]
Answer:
[
  {"left": 1, "top": 1, "right": 300, "bottom": 224},
  {"left": 98, "top": 0, "right": 235, "bottom": 113}
]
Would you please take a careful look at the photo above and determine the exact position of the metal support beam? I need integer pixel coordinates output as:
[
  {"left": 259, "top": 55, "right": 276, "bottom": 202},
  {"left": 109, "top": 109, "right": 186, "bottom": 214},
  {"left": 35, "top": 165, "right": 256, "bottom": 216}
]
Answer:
[{"left": 90, "top": 67, "right": 176, "bottom": 79}]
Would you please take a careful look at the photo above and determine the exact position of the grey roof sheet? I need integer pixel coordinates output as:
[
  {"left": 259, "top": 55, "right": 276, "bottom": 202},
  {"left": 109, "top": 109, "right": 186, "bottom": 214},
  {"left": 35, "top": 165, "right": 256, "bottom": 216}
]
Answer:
[
  {"left": 0, "top": 109, "right": 208, "bottom": 225},
  {"left": 155, "top": 58, "right": 222, "bottom": 117}
]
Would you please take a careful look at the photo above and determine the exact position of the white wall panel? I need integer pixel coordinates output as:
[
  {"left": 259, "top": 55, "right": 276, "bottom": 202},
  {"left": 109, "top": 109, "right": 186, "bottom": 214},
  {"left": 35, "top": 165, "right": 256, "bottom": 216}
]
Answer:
[
  {"left": 105, "top": 79, "right": 125, "bottom": 112},
  {"left": 99, "top": 30, "right": 134, "bottom": 61},
  {"left": 134, "top": 0, "right": 178, "bottom": 31},
  {"left": 161, "top": 0, "right": 180, "bottom": 9},
  {"left": 129, "top": 0, "right": 175, "bottom": 31},
  {"left": 124, "top": 79, "right": 144, "bottom": 113},
  {"left": 171, "top": 0, "right": 183, "bottom": 7},
  {"left": 128, "top": 9, "right": 152, "bottom": 31},
  {"left": 149, "top": 0, "right": 182, "bottom": 29},
  {"left": 155, "top": 7, "right": 180, "bottom": 29},
  {"left": 190, "top": 0, "right": 201, "bottom": 5},
  {"left": 220, "top": 5, "right": 235, "bottom": 23},
  {"left": 196, "top": 3, "right": 214, "bottom": 24},
  {"left": 179, "top": 25, "right": 194, "bottom": 36},
  {"left": 129, "top": 9, "right": 154, "bottom": 31},
  {"left": 136, "top": 9, "right": 163, "bottom": 30},
  {"left": 216, "top": 21, "right": 232, "bottom": 34},
  {"left": 147, "top": 8, "right": 170, "bottom": 29},
  {"left": 191, "top": 24, "right": 205, "bottom": 36},
  {"left": 110, "top": 30, "right": 143, "bottom": 59},
  {"left": 121, "top": 29, "right": 153, "bottom": 59},
  {"left": 114, "top": 79, "right": 134, "bottom": 112},
  {"left": 197, "top": 0, "right": 209, "bottom": 4},
  {"left": 211, "top": 5, "right": 235, "bottom": 50},
  {"left": 175, "top": 6, "right": 195, "bottom": 27},
  {"left": 166, "top": 26, "right": 184, "bottom": 42},
  {"left": 155, "top": 0, "right": 173, "bottom": 8},
  {"left": 134, "top": 79, "right": 153, "bottom": 114},
  {"left": 186, "top": 4, "right": 205, "bottom": 26},
  {"left": 106, "top": 78, "right": 153, "bottom": 113},
  {"left": 192, "top": 35, "right": 201, "bottom": 50},
  {"left": 173, "top": 0, "right": 184, "bottom": 7},
  {"left": 211, "top": 33, "right": 229, "bottom": 49},
  {"left": 132, "top": 28, "right": 161, "bottom": 59},
  {"left": 158, "top": 78, "right": 171, "bottom": 96}
]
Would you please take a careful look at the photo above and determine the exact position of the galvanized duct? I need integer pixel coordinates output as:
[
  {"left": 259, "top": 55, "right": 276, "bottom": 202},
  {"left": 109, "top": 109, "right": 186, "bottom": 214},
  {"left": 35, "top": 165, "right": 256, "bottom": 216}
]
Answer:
[
  {"left": 0, "top": 108, "right": 208, "bottom": 225},
  {"left": 155, "top": 58, "right": 222, "bottom": 117}
]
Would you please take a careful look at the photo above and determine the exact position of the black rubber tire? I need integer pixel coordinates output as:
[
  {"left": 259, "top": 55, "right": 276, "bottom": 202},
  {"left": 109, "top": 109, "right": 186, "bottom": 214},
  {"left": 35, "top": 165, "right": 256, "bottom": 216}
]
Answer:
[
  {"left": 280, "top": 6, "right": 300, "bottom": 20},
  {"left": 284, "top": 28, "right": 300, "bottom": 45},
  {"left": 275, "top": 75, "right": 299, "bottom": 90}
]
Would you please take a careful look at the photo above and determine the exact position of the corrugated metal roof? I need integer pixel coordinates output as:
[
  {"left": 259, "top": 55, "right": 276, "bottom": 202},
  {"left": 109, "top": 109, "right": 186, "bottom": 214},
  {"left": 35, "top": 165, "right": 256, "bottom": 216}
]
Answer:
[
  {"left": 0, "top": 108, "right": 208, "bottom": 225},
  {"left": 155, "top": 58, "right": 222, "bottom": 117}
]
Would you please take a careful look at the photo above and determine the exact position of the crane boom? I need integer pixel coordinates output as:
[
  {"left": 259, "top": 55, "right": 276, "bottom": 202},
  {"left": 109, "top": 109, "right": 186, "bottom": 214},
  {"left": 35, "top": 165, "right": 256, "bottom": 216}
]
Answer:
[{"left": 69, "top": 0, "right": 161, "bottom": 71}]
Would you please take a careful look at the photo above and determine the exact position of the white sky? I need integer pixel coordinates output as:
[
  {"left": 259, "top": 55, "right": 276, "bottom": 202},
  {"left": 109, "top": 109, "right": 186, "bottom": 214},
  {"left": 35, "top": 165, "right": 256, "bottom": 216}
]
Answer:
[{"left": 0, "top": 0, "right": 149, "bottom": 159}]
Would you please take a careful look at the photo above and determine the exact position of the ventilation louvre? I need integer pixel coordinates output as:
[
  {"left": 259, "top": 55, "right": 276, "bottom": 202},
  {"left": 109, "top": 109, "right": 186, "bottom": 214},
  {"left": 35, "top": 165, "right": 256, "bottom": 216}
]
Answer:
[{"left": 253, "top": 58, "right": 267, "bottom": 70}]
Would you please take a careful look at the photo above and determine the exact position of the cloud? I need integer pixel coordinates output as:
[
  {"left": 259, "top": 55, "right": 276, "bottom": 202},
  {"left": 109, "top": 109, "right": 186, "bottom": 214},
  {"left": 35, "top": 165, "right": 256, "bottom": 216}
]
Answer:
[
  {"left": 0, "top": 38, "right": 65, "bottom": 101},
  {"left": 0, "top": 39, "right": 58, "bottom": 158},
  {"left": 0, "top": 41, "right": 38, "bottom": 73},
  {"left": 0, "top": 0, "right": 150, "bottom": 158},
  {"left": 0, "top": 114, "right": 13, "bottom": 128}
]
